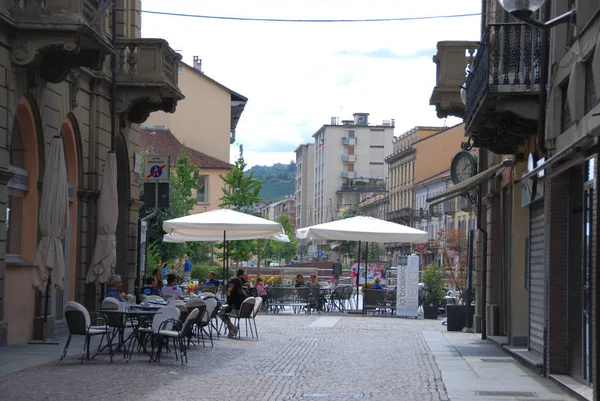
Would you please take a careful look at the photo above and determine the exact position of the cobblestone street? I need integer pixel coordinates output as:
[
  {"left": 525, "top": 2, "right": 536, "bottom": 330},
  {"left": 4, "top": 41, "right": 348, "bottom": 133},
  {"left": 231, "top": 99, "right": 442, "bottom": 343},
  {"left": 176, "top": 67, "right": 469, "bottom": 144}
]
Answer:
[{"left": 0, "top": 314, "right": 576, "bottom": 401}]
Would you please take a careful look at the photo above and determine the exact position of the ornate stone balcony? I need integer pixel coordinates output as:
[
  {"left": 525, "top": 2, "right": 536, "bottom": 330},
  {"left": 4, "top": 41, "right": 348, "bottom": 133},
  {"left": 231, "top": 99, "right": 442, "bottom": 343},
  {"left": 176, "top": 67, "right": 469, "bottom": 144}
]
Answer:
[
  {"left": 430, "top": 41, "right": 478, "bottom": 119},
  {"left": 9, "top": 0, "right": 113, "bottom": 83},
  {"left": 115, "top": 39, "right": 184, "bottom": 124},
  {"left": 464, "top": 23, "right": 541, "bottom": 154}
]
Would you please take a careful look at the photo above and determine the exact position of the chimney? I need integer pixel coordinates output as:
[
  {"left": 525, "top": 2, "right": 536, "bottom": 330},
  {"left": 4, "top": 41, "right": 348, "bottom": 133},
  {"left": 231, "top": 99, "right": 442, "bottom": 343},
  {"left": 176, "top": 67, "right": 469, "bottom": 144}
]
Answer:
[{"left": 193, "top": 56, "right": 203, "bottom": 73}]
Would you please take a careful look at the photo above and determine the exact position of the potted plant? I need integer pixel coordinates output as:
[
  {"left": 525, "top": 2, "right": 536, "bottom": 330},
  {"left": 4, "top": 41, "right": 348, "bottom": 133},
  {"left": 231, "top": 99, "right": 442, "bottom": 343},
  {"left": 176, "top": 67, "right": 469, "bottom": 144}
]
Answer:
[
  {"left": 421, "top": 262, "right": 445, "bottom": 319},
  {"left": 434, "top": 229, "right": 474, "bottom": 331}
]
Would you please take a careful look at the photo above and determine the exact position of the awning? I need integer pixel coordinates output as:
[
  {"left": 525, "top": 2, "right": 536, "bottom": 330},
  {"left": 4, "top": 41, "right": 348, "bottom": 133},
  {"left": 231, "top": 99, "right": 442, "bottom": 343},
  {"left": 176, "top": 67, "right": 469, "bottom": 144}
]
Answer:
[
  {"left": 521, "top": 135, "right": 594, "bottom": 180},
  {"left": 426, "top": 158, "right": 513, "bottom": 206}
]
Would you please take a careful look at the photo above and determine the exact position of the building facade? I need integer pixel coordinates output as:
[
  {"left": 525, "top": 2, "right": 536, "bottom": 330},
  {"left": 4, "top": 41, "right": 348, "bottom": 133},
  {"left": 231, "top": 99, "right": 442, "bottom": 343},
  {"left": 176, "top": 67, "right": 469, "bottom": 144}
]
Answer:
[
  {"left": 144, "top": 57, "right": 247, "bottom": 164},
  {"left": 0, "top": 1, "right": 182, "bottom": 345},
  {"left": 428, "top": 1, "right": 598, "bottom": 398},
  {"left": 139, "top": 128, "right": 232, "bottom": 213},
  {"left": 386, "top": 126, "right": 445, "bottom": 227},
  {"left": 312, "top": 113, "right": 394, "bottom": 225},
  {"left": 294, "top": 143, "right": 315, "bottom": 229}
]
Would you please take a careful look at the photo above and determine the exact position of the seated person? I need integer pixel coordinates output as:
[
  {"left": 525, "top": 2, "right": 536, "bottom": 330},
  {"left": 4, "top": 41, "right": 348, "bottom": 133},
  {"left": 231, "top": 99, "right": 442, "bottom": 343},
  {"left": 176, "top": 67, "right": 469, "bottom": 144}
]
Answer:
[
  {"left": 372, "top": 277, "right": 384, "bottom": 290},
  {"left": 295, "top": 274, "right": 306, "bottom": 287},
  {"left": 204, "top": 271, "right": 221, "bottom": 287},
  {"left": 236, "top": 269, "right": 248, "bottom": 288},
  {"left": 219, "top": 277, "right": 247, "bottom": 338},
  {"left": 254, "top": 277, "right": 268, "bottom": 307},
  {"left": 141, "top": 276, "right": 161, "bottom": 296},
  {"left": 306, "top": 274, "right": 319, "bottom": 287},
  {"left": 105, "top": 274, "right": 126, "bottom": 302},
  {"left": 160, "top": 273, "right": 184, "bottom": 300}
]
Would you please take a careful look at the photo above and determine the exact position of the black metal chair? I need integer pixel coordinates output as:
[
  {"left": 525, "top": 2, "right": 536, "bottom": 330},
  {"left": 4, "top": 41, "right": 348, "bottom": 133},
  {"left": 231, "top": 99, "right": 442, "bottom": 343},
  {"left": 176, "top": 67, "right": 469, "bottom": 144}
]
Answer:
[{"left": 60, "top": 301, "right": 113, "bottom": 363}]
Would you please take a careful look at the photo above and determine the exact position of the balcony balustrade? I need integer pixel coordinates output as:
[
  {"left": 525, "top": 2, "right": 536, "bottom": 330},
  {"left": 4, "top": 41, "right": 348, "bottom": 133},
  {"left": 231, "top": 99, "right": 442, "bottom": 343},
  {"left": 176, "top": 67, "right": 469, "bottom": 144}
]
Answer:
[
  {"left": 430, "top": 41, "right": 478, "bottom": 119},
  {"left": 342, "top": 137, "right": 357, "bottom": 146},
  {"left": 341, "top": 154, "right": 356, "bottom": 162},
  {"left": 115, "top": 39, "right": 184, "bottom": 123},
  {"left": 465, "top": 23, "right": 541, "bottom": 154},
  {"left": 9, "top": 0, "right": 113, "bottom": 82}
]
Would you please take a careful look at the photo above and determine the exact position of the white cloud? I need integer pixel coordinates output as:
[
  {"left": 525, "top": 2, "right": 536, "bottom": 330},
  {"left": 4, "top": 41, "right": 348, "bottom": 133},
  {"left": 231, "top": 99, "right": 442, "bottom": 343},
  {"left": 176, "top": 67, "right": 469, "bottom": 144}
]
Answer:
[{"left": 142, "top": 0, "right": 480, "bottom": 167}]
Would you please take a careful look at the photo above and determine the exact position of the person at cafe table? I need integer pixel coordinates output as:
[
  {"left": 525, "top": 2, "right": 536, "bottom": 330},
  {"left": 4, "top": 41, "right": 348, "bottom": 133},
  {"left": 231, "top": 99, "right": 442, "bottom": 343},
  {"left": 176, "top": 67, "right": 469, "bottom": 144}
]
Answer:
[
  {"left": 204, "top": 271, "right": 221, "bottom": 287},
  {"left": 141, "top": 276, "right": 161, "bottom": 296},
  {"left": 105, "top": 274, "right": 126, "bottom": 302},
  {"left": 161, "top": 273, "right": 184, "bottom": 300}
]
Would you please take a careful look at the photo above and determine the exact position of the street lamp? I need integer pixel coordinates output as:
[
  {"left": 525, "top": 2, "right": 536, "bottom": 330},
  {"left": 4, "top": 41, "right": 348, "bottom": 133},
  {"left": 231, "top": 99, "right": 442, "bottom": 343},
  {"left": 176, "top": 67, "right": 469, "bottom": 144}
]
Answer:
[{"left": 498, "top": 0, "right": 576, "bottom": 29}]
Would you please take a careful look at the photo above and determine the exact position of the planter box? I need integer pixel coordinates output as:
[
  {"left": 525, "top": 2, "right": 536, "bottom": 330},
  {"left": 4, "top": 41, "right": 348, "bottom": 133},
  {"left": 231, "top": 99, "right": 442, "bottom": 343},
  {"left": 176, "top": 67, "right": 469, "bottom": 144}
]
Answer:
[
  {"left": 446, "top": 305, "right": 475, "bottom": 331},
  {"left": 423, "top": 301, "right": 439, "bottom": 320}
]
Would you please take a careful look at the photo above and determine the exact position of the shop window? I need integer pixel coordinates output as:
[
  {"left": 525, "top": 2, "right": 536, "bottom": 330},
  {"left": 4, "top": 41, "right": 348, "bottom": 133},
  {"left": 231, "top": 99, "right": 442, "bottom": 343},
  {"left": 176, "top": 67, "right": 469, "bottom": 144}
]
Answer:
[{"left": 197, "top": 175, "right": 209, "bottom": 204}]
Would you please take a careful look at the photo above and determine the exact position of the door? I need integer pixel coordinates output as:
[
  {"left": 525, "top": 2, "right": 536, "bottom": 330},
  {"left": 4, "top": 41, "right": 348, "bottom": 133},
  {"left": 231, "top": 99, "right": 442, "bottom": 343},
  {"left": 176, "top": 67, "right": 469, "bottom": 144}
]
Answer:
[{"left": 529, "top": 199, "right": 546, "bottom": 356}]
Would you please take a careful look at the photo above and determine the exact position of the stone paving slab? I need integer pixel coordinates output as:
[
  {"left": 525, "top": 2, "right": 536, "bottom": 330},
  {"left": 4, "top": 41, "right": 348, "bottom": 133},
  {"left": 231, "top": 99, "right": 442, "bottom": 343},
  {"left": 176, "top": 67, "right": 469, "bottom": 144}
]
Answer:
[{"left": 423, "top": 331, "right": 578, "bottom": 401}]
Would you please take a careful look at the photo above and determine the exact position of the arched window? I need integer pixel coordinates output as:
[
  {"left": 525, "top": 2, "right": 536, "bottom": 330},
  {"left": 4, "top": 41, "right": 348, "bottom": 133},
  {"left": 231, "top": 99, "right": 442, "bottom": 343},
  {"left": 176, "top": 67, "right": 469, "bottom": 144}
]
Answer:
[{"left": 6, "top": 117, "right": 27, "bottom": 257}]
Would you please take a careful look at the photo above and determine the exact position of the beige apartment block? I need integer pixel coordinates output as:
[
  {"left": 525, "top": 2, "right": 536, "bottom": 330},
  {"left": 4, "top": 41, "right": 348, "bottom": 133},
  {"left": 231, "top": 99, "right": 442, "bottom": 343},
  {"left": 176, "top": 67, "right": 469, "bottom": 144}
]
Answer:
[
  {"left": 386, "top": 126, "right": 446, "bottom": 226},
  {"left": 0, "top": 1, "right": 182, "bottom": 345},
  {"left": 145, "top": 57, "right": 247, "bottom": 163},
  {"left": 312, "top": 113, "right": 394, "bottom": 225},
  {"left": 140, "top": 128, "right": 232, "bottom": 213},
  {"left": 294, "top": 143, "right": 315, "bottom": 229}
]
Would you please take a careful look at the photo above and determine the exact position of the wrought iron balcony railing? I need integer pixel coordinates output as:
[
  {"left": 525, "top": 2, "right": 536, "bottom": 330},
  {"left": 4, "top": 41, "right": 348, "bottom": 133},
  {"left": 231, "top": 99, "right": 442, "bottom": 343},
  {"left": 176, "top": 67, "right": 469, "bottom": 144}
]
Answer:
[{"left": 465, "top": 23, "right": 542, "bottom": 131}]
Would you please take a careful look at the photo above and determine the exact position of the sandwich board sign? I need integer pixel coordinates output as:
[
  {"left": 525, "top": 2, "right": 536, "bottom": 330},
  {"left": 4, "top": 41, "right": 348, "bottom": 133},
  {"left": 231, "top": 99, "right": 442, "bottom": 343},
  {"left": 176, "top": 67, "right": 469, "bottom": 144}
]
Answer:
[
  {"left": 144, "top": 155, "right": 170, "bottom": 182},
  {"left": 396, "top": 255, "right": 420, "bottom": 318}
]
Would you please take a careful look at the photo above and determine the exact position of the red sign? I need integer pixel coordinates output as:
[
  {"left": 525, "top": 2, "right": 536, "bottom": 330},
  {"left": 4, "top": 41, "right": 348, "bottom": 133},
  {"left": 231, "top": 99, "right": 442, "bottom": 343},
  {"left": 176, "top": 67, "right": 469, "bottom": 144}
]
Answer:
[{"left": 415, "top": 243, "right": 427, "bottom": 252}]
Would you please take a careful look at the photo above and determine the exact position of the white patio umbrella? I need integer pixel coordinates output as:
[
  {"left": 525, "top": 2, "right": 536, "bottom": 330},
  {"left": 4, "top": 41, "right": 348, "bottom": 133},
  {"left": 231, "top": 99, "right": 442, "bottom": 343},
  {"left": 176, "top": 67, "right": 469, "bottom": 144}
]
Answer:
[
  {"left": 296, "top": 216, "right": 428, "bottom": 307},
  {"left": 163, "top": 208, "right": 284, "bottom": 239},
  {"left": 31, "top": 136, "right": 69, "bottom": 343},
  {"left": 32, "top": 136, "right": 70, "bottom": 292},
  {"left": 86, "top": 152, "right": 118, "bottom": 284},
  {"left": 162, "top": 208, "right": 287, "bottom": 279},
  {"left": 296, "top": 216, "right": 428, "bottom": 243},
  {"left": 162, "top": 232, "right": 291, "bottom": 243}
]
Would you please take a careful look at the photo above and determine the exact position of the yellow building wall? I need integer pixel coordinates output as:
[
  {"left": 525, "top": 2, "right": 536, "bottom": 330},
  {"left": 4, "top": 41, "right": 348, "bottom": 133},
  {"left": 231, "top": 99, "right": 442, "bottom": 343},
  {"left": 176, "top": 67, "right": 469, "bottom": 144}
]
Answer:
[
  {"left": 145, "top": 64, "right": 232, "bottom": 163},
  {"left": 191, "top": 168, "right": 229, "bottom": 213},
  {"left": 414, "top": 124, "right": 466, "bottom": 183}
]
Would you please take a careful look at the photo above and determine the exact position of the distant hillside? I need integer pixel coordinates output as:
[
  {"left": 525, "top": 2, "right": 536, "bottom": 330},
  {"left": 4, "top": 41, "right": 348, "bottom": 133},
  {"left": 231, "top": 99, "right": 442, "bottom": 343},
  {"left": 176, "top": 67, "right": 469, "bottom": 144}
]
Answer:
[{"left": 245, "top": 162, "right": 295, "bottom": 202}]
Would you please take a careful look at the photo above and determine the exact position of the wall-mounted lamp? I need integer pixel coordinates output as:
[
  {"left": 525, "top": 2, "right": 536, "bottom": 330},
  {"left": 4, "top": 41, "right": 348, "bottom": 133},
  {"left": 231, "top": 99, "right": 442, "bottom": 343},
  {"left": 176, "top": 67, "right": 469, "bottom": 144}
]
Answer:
[{"left": 498, "top": 0, "right": 575, "bottom": 29}]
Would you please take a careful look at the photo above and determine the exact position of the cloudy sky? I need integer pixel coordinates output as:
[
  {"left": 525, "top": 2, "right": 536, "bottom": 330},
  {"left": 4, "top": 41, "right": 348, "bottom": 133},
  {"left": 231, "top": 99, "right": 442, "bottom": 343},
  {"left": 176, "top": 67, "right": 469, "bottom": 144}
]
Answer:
[{"left": 141, "top": 0, "right": 482, "bottom": 167}]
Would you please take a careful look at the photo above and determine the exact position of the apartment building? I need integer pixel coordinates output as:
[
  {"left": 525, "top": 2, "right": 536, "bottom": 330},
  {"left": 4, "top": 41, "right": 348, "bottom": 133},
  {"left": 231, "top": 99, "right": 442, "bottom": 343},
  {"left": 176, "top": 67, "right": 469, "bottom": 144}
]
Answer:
[
  {"left": 261, "top": 197, "right": 296, "bottom": 228},
  {"left": 145, "top": 57, "right": 247, "bottom": 164},
  {"left": 0, "top": 2, "right": 182, "bottom": 345},
  {"left": 312, "top": 113, "right": 394, "bottom": 225},
  {"left": 428, "top": 1, "right": 598, "bottom": 397},
  {"left": 294, "top": 143, "right": 315, "bottom": 229},
  {"left": 386, "top": 126, "right": 445, "bottom": 227}
]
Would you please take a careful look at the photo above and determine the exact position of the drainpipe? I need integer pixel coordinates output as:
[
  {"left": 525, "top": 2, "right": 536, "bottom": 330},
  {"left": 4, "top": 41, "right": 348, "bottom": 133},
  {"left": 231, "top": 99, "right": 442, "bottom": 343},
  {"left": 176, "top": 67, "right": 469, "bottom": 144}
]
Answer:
[
  {"left": 537, "top": 0, "right": 550, "bottom": 156},
  {"left": 479, "top": 150, "right": 488, "bottom": 340}
]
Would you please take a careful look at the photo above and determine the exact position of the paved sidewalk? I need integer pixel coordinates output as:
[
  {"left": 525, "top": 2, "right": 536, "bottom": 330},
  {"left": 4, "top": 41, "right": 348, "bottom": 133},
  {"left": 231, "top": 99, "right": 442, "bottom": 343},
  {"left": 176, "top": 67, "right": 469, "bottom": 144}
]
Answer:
[{"left": 423, "top": 331, "right": 577, "bottom": 401}]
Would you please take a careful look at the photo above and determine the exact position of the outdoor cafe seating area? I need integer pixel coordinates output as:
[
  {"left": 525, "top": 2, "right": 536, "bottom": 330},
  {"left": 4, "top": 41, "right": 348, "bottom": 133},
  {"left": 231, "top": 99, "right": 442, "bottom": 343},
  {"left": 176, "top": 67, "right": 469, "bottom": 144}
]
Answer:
[{"left": 59, "top": 291, "right": 262, "bottom": 365}]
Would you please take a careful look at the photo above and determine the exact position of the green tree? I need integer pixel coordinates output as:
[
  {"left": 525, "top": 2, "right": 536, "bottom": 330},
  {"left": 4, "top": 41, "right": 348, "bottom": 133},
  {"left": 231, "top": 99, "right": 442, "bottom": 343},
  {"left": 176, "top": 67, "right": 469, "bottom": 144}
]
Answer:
[
  {"left": 217, "top": 145, "right": 263, "bottom": 264},
  {"left": 141, "top": 150, "right": 201, "bottom": 266},
  {"left": 220, "top": 145, "right": 262, "bottom": 212},
  {"left": 270, "top": 213, "right": 298, "bottom": 262},
  {"left": 336, "top": 203, "right": 364, "bottom": 260}
]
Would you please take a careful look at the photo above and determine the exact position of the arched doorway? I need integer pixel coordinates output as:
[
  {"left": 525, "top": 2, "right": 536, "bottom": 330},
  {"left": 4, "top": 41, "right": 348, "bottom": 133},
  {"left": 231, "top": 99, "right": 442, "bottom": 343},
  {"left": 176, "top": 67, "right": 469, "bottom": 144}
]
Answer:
[
  {"left": 5, "top": 95, "right": 42, "bottom": 343},
  {"left": 115, "top": 132, "right": 131, "bottom": 291}
]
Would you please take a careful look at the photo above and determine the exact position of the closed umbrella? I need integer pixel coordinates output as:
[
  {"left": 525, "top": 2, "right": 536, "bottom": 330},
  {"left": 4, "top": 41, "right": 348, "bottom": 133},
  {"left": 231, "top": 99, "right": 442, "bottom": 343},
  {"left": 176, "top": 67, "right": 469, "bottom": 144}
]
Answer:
[
  {"left": 31, "top": 136, "right": 69, "bottom": 343},
  {"left": 32, "top": 136, "right": 69, "bottom": 291},
  {"left": 86, "top": 152, "right": 118, "bottom": 284}
]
